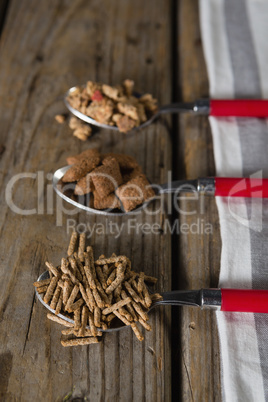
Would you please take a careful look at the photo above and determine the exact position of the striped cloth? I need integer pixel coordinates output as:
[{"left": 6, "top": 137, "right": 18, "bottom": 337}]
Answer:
[{"left": 199, "top": 0, "right": 268, "bottom": 401}]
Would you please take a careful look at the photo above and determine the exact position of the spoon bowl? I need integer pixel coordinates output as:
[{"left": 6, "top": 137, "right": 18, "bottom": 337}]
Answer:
[
  {"left": 64, "top": 87, "right": 157, "bottom": 132},
  {"left": 35, "top": 271, "right": 127, "bottom": 332}
]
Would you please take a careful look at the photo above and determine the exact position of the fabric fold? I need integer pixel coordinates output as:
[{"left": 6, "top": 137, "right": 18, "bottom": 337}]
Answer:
[{"left": 199, "top": 0, "right": 268, "bottom": 400}]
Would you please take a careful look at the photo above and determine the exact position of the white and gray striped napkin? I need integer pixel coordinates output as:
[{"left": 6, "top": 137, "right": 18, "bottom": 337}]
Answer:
[{"left": 200, "top": 0, "right": 268, "bottom": 400}]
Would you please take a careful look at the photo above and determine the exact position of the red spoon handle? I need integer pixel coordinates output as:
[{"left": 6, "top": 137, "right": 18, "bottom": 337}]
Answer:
[
  {"left": 221, "top": 289, "right": 268, "bottom": 313},
  {"left": 214, "top": 177, "right": 268, "bottom": 198},
  {"left": 210, "top": 99, "right": 268, "bottom": 117}
]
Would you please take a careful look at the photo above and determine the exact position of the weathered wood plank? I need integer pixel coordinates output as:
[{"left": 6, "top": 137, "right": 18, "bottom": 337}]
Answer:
[
  {"left": 0, "top": 0, "right": 9, "bottom": 38},
  {"left": 0, "top": 0, "right": 172, "bottom": 401},
  {"left": 174, "top": 0, "right": 222, "bottom": 401}
]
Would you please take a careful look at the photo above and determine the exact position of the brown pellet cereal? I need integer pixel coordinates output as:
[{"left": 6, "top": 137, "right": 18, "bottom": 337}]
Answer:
[
  {"left": 68, "top": 257, "right": 83, "bottom": 282},
  {"left": 88, "top": 311, "right": 97, "bottom": 337},
  {"left": 102, "top": 298, "right": 131, "bottom": 315},
  {"left": 92, "top": 288, "right": 105, "bottom": 309},
  {"left": 47, "top": 313, "right": 74, "bottom": 328},
  {"left": 33, "top": 278, "right": 51, "bottom": 288},
  {"left": 130, "top": 323, "right": 144, "bottom": 342},
  {"left": 79, "top": 305, "right": 88, "bottom": 337},
  {"left": 106, "top": 270, "right": 116, "bottom": 286},
  {"left": 61, "top": 258, "right": 79, "bottom": 285},
  {"left": 67, "top": 231, "right": 78, "bottom": 256},
  {"left": 96, "top": 265, "right": 107, "bottom": 290},
  {"left": 78, "top": 232, "right": 86, "bottom": 261},
  {"left": 74, "top": 307, "right": 81, "bottom": 331},
  {"left": 131, "top": 301, "right": 148, "bottom": 322},
  {"left": 50, "top": 284, "right": 62, "bottom": 310},
  {"left": 55, "top": 290, "right": 63, "bottom": 315},
  {"left": 68, "top": 298, "right": 84, "bottom": 312},
  {"left": 65, "top": 284, "right": 80, "bottom": 312},
  {"left": 86, "top": 286, "right": 96, "bottom": 308},
  {"left": 84, "top": 264, "right": 96, "bottom": 289},
  {"left": 44, "top": 277, "right": 58, "bottom": 304},
  {"left": 106, "top": 272, "right": 125, "bottom": 295},
  {"left": 61, "top": 337, "right": 99, "bottom": 347},
  {"left": 95, "top": 255, "right": 129, "bottom": 265},
  {"left": 62, "top": 279, "right": 73, "bottom": 306},
  {"left": 137, "top": 271, "right": 145, "bottom": 293},
  {"left": 79, "top": 283, "right": 92, "bottom": 312},
  {"left": 94, "top": 280, "right": 110, "bottom": 307},
  {"left": 45, "top": 262, "right": 61, "bottom": 278},
  {"left": 113, "top": 310, "right": 132, "bottom": 327},
  {"left": 124, "top": 281, "right": 142, "bottom": 303},
  {"left": 35, "top": 232, "right": 161, "bottom": 346},
  {"left": 138, "top": 317, "right": 152, "bottom": 331},
  {"left": 36, "top": 285, "right": 48, "bottom": 294},
  {"left": 94, "top": 306, "right": 101, "bottom": 328}
]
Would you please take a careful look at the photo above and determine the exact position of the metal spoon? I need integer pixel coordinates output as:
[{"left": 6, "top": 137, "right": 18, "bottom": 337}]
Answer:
[
  {"left": 35, "top": 271, "right": 268, "bottom": 333},
  {"left": 64, "top": 86, "right": 209, "bottom": 132},
  {"left": 53, "top": 166, "right": 268, "bottom": 216},
  {"left": 65, "top": 86, "right": 268, "bottom": 132},
  {"left": 34, "top": 271, "right": 223, "bottom": 334}
]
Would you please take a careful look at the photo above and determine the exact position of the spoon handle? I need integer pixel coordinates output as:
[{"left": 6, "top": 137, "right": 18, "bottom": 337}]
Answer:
[
  {"left": 210, "top": 99, "right": 268, "bottom": 117},
  {"left": 159, "top": 177, "right": 268, "bottom": 198},
  {"left": 221, "top": 289, "right": 268, "bottom": 313},
  {"left": 214, "top": 177, "right": 268, "bottom": 198},
  {"left": 161, "top": 289, "right": 268, "bottom": 313}
]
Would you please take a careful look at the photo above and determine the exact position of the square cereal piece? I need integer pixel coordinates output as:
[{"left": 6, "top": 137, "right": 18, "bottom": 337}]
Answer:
[
  {"left": 62, "top": 155, "right": 100, "bottom": 182},
  {"left": 66, "top": 148, "right": 100, "bottom": 166},
  {"left": 90, "top": 157, "right": 123, "bottom": 197},
  {"left": 101, "top": 153, "right": 139, "bottom": 170},
  {"left": 121, "top": 166, "right": 142, "bottom": 183},
  {"left": 93, "top": 191, "right": 121, "bottom": 210},
  {"left": 116, "top": 174, "right": 155, "bottom": 212},
  {"left": 74, "top": 174, "right": 95, "bottom": 195}
]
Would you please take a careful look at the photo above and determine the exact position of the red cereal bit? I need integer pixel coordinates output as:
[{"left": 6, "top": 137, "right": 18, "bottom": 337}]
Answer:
[{"left": 91, "top": 90, "right": 103, "bottom": 101}]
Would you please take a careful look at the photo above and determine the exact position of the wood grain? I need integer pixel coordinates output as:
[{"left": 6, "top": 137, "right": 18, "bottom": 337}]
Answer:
[{"left": 0, "top": 0, "right": 172, "bottom": 401}]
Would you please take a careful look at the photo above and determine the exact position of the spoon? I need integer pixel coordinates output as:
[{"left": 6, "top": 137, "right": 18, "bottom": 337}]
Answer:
[
  {"left": 53, "top": 166, "right": 268, "bottom": 216},
  {"left": 65, "top": 86, "right": 268, "bottom": 132},
  {"left": 35, "top": 271, "right": 268, "bottom": 333}
]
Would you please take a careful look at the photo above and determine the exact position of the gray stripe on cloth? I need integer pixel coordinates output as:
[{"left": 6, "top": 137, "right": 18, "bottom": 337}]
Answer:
[{"left": 224, "top": 0, "right": 268, "bottom": 399}]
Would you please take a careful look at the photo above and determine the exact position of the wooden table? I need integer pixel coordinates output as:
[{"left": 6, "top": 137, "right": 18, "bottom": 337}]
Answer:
[{"left": 0, "top": 0, "right": 221, "bottom": 400}]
